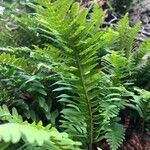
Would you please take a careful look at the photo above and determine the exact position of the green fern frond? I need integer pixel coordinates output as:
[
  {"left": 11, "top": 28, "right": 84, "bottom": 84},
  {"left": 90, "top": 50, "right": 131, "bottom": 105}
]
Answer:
[
  {"left": 133, "top": 39, "right": 150, "bottom": 64},
  {"left": 0, "top": 104, "right": 22, "bottom": 122},
  {"left": 0, "top": 53, "right": 32, "bottom": 73},
  {"left": 0, "top": 105, "right": 12, "bottom": 120},
  {"left": 117, "top": 13, "right": 141, "bottom": 58},
  {"left": 105, "top": 122, "right": 125, "bottom": 150},
  {"left": 90, "top": 2, "right": 104, "bottom": 29},
  {"left": 129, "top": 88, "right": 150, "bottom": 121},
  {"left": 100, "top": 103, "right": 121, "bottom": 123},
  {"left": 27, "top": 1, "right": 105, "bottom": 149},
  {"left": 0, "top": 105, "right": 81, "bottom": 150},
  {"left": 25, "top": 1, "right": 132, "bottom": 149},
  {"left": 134, "top": 46, "right": 150, "bottom": 88},
  {"left": 103, "top": 51, "right": 133, "bottom": 85},
  {"left": 0, "top": 122, "right": 81, "bottom": 150}
]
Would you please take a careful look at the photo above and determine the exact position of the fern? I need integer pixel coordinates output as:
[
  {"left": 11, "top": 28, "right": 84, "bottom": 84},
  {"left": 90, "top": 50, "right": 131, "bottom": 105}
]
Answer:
[
  {"left": 1, "top": 0, "right": 149, "bottom": 150},
  {"left": 132, "top": 39, "right": 150, "bottom": 89},
  {"left": 24, "top": 0, "right": 135, "bottom": 149},
  {"left": 0, "top": 53, "right": 33, "bottom": 74},
  {"left": 127, "top": 88, "right": 150, "bottom": 122},
  {"left": 96, "top": 85, "right": 127, "bottom": 147},
  {"left": 0, "top": 46, "right": 59, "bottom": 123},
  {"left": 133, "top": 39, "right": 150, "bottom": 64},
  {"left": 117, "top": 13, "right": 140, "bottom": 58},
  {"left": 105, "top": 122, "right": 125, "bottom": 150},
  {"left": 102, "top": 51, "right": 133, "bottom": 86},
  {"left": 26, "top": 0, "right": 106, "bottom": 149},
  {"left": 0, "top": 104, "right": 23, "bottom": 123},
  {"left": 0, "top": 122, "right": 81, "bottom": 150},
  {"left": 26, "top": 1, "right": 131, "bottom": 149},
  {"left": 0, "top": 105, "right": 81, "bottom": 150}
]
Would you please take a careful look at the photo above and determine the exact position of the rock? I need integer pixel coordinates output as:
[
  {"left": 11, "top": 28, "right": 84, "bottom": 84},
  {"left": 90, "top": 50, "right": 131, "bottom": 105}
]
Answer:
[{"left": 129, "top": 0, "right": 150, "bottom": 40}]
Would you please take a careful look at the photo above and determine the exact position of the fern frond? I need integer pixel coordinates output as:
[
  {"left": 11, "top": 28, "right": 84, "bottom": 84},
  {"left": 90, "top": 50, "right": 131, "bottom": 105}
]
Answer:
[
  {"left": 0, "top": 122, "right": 81, "bottom": 150},
  {"left": 102, "top": 51, "right": 133, "bottom": 86},
  {"left": 0, "top": 53, "right": 32, "bottom": 73},
  {"left": 105, "top": 122, "right": 125, "bottom": 150},
  {"left": 0, "top": 104, "right": 22, "bottom": 122},
  {"left": 133, "top": 39, "right": 150, "bottom": 64},
  {"left": 117, "top": 13, "right": 140, "bottom": 58},
  {"left": 90, "top": 2, "right": 104, "bottom": 29},
  {"left": 27, "top": 1, "right": 105, "bottom": 149},
  {"left": 0, "top": 105, "right": 81, "bottom": 149},
  {"left": 133, "top": 40, "right": 150, "bottom": 86},
  {"left": 26, "top": 1, "right": 129, "bottom": 149},
  {"left": 128, "top": 88, "right": 150, "bottom": 121}
]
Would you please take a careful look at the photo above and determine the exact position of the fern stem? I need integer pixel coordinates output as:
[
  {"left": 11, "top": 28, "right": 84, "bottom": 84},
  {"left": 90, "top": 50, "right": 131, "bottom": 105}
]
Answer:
[{"left": 76, "top": 54, "right": 93, "bottom": 150}]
